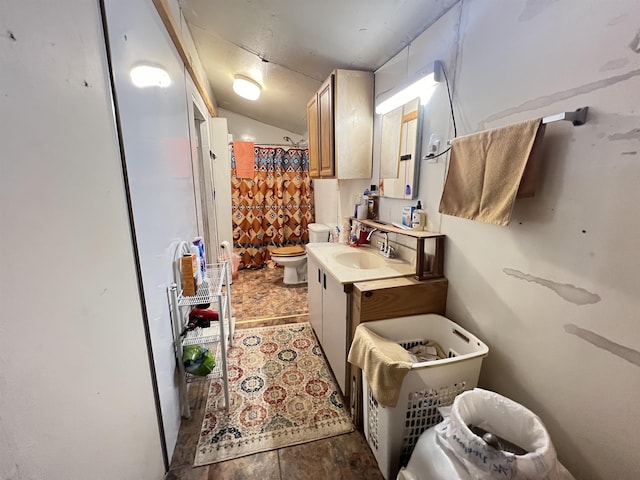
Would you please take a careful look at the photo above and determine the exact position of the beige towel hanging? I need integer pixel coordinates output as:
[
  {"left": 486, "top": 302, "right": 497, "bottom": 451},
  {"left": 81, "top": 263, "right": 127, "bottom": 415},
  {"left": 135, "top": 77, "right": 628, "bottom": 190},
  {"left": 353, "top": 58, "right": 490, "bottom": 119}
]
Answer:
[
  {"left": 439, "top": 118, "right": 546, "bottom": 226},
  {"left": 348, "top": 324, "right": 412, "bottom": 408}
]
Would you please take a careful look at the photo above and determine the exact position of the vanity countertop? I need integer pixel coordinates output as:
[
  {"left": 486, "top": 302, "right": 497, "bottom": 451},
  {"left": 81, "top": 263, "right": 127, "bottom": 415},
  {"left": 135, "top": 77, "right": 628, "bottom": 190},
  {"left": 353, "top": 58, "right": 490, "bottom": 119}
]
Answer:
[{"left": 306, "top": 243, "right": 415, "bottom": 284}]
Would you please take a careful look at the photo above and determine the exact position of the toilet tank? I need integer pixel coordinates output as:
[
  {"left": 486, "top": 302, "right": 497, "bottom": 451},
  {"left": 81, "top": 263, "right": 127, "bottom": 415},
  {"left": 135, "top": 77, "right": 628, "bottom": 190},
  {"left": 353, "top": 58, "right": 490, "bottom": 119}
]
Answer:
[{"left": 308, "top": 223, "right": 331, "bottom": 243}]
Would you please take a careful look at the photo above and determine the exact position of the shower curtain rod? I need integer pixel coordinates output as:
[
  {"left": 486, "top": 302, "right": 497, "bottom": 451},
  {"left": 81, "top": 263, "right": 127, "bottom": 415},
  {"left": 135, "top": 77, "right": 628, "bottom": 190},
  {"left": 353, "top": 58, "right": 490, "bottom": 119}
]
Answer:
[{"left": 228, "top": 142, "right": 309, "bottom": 147}]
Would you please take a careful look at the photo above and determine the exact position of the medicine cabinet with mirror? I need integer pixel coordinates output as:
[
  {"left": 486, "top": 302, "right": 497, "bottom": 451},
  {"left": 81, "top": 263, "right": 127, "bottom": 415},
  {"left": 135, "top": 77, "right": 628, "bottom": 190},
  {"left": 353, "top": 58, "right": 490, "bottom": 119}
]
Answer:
[{"left": 378, "top": 97, "right": 423, "bottom": 199}]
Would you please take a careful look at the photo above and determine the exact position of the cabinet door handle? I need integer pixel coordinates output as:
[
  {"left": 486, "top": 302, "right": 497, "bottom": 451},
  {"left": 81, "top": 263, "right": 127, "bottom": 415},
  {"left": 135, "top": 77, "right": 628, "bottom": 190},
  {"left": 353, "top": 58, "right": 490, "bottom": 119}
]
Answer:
[
  {"left": 323, "top": 273, "right": 326, "bottom": 290},
  {"left": 318, "top": 268, "right": 321, "bottom": 284}
]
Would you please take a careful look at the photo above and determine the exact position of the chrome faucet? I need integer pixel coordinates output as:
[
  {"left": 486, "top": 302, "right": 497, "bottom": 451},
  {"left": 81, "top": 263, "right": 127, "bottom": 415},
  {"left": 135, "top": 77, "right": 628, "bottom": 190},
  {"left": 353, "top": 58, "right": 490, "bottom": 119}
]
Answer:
[
  {"left": 366, "top": 227, "right": 394, "bottom": 257},
  {"left": 376, "top": 232, "right": 394, "bottom": 258}
]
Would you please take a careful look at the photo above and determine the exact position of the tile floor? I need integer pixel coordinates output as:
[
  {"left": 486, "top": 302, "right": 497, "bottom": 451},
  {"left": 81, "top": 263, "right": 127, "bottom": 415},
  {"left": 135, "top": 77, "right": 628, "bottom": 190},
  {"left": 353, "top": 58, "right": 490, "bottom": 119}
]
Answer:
[{"left": 167, "top": 266, "right": 384, "bottom": 479}]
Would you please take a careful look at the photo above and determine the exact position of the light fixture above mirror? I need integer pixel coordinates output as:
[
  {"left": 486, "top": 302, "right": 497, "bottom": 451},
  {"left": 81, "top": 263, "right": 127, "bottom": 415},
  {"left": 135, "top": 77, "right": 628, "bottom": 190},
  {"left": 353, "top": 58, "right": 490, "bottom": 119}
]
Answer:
[
  {"left": 375, "top": 60, "right": 441, "bottom": 115},
  {"left": 233, "top": 74, "right": 261, "bottom": 101}
]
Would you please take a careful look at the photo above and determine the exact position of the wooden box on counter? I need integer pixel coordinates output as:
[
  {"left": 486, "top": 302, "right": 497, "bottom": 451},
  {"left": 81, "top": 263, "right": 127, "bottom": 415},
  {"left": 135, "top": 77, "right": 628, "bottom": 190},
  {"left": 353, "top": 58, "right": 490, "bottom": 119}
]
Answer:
[{"left": 347, "top": 275, "right": 448, "bottom": 428}]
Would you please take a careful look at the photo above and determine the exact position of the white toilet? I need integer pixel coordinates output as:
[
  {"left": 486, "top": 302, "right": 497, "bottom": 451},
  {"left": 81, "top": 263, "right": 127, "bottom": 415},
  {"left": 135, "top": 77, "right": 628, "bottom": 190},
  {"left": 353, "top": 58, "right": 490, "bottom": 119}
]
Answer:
[{"left": 271, "top": 223, "right": 331, "bottom": 285}]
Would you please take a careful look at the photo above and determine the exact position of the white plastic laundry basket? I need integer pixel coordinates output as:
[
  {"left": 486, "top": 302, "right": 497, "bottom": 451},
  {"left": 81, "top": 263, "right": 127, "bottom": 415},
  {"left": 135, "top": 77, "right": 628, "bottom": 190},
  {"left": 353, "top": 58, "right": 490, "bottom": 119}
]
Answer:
[{"left": 361, "top": 314, "right": 489, "bottom": 480}]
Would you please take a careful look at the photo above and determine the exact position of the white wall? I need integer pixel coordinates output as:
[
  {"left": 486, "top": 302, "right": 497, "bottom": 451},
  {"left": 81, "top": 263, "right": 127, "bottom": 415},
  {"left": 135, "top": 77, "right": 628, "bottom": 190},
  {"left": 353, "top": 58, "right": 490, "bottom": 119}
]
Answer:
[
  {"left": 313, "top": 180, "right": 340, "bottom": 227},
  {"left": 375, "top": 1, "right": 640, "bottom": 478},
  {"left": 0, "top": 1, "right": 165, "bottom": 478},
  {"left": 218, "top": 107, "right": 303, "bottom": 145},
  {"left": 101, "top": 0, "right": 204, "bottom": 458}
]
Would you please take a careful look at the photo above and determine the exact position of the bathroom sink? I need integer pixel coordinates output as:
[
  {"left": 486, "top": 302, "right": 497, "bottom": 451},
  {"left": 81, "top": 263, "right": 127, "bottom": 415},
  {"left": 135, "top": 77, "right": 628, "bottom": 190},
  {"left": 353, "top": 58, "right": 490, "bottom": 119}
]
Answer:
[
  {"left": 333, "top": 251, "right": 387, "bottom": 269},
  {"left": 306, "top": 243, "right": 415, "bottom": 283}
]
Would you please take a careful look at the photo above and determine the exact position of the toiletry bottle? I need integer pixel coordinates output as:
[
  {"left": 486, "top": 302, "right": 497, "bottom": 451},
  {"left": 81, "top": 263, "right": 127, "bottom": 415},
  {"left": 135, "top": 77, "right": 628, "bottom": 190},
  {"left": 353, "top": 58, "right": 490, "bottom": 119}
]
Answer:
[
  {"left": 367, "top": 184, "right": 379, "bottom": 220},
  {"left": 358, "top": 225, "right": 369, "bottom": 245},
  {"left": 349, "top": 224, "right": 358, "bottom": 247},
  {"left": 357, "top": 201, "right": 368, "bottom": 220},
  {"left": 411, "top": 200, "right": 426, "bottom": 231},
  {"left": 193, "top": 237, "right": 206, "bottom": 277}
]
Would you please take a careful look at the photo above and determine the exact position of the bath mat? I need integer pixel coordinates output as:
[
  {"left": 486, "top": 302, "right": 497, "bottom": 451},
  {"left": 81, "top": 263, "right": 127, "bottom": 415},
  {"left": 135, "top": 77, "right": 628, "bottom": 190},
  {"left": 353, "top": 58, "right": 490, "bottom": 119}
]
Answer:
[{"left": 194, "top": 322, "right": 353, "bottom": 466}]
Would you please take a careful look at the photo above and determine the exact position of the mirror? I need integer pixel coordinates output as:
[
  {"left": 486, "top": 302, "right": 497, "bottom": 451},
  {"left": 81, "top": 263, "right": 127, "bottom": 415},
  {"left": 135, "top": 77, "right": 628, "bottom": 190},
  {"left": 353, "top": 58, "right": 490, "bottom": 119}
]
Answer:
[{"left": 378, "top": 97, "right": 423, "bottom": 199}]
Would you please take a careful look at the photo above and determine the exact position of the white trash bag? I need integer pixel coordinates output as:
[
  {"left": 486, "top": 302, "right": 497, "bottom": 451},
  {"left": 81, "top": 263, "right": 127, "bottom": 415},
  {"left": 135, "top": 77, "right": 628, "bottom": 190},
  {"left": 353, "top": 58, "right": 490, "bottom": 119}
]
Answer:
[{"left": 398, "top": 388, "right": 574, "bottom": 480}]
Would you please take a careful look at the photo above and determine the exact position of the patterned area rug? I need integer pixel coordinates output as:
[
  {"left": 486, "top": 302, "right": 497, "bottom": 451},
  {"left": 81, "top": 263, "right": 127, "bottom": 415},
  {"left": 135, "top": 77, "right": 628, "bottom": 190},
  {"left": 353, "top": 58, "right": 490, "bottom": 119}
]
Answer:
[{"left": 194, "top": 323, "right": 354, "bottom": 466}]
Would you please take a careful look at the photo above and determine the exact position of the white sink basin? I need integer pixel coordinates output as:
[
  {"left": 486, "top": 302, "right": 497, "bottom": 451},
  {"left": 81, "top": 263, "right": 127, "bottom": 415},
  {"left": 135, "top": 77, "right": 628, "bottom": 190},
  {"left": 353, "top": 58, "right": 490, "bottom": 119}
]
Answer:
[
  {"left": 334, "top": 251, "right": 387, "bottom": 269},
  {"left": 306, "top": 243, "right": 416, "bottom": 283}
]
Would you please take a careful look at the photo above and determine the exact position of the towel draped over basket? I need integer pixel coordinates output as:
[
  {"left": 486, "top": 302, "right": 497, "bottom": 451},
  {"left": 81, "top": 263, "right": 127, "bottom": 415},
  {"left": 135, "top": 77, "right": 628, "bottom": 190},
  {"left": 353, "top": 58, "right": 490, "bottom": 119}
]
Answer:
[{"left": 348, "top": 324, "right": 412, "bottom": 408}]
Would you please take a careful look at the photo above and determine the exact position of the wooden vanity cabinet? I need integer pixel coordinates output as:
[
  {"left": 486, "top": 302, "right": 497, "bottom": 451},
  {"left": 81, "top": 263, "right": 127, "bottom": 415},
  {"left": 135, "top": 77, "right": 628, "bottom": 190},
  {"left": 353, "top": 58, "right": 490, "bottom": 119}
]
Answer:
[
  {"left": 307, "top": 69, "right": 373, "bottom": 179},
  {"left": 347, "top": 276, "right": 449, "bottom": 427}
]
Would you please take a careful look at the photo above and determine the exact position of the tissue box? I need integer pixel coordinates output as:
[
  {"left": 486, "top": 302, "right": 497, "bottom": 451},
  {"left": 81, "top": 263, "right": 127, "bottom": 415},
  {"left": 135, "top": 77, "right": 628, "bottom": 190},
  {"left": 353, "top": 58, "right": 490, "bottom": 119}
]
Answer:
[{"left": 402, "top": 206, "right": 415, "bottom": 227}]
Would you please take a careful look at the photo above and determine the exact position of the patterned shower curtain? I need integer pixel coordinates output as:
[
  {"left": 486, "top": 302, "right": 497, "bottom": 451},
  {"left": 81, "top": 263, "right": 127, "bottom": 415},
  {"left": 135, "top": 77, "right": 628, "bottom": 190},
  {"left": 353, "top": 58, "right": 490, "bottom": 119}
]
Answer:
[{"left": 231, "top": 145, "right": 315, "bottom": 268}]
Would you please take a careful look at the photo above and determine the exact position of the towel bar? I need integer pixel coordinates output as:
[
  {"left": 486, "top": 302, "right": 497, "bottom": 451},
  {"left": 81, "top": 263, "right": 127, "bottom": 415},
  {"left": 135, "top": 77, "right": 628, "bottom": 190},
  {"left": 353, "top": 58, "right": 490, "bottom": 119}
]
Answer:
[
  {"left": 444, "top": 107, "right": 589, "bottom": 146},
  {"left": 542, "top": 107, "right": 589, "bottom": 126}
]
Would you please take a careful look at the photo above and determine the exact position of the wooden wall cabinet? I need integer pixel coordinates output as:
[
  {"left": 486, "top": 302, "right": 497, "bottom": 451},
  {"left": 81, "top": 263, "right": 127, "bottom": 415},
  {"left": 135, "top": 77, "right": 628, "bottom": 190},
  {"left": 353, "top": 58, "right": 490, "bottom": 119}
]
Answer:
[
  {"left": 307, "top": 69, "right": 373, "bottom": 179},
  {"left": 306, "top": 92, "right": 320, "bottom": 177}
]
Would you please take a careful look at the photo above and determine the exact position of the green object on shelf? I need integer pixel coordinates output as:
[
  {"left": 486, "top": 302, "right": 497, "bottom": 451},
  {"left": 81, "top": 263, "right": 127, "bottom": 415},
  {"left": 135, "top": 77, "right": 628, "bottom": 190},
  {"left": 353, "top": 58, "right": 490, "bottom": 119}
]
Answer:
[{"left": 182, "top": 344, "right": 215, "bottom": 376}]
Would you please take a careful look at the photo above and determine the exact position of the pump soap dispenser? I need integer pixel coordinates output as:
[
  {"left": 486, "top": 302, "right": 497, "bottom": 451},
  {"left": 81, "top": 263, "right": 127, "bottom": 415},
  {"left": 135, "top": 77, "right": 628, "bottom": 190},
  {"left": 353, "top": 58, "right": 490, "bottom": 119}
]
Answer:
[{"left": 411, "top": 200, "right": 426, "bottom": 231}]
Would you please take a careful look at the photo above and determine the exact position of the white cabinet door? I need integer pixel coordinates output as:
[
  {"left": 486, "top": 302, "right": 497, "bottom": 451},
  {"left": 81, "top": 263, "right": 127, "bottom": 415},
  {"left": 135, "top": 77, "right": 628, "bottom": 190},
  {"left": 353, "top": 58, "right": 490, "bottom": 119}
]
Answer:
[
  {"left": 321, "top": 271, "right": 347, "bottom": 394},
  {"left": 307, "top": 254, "right": 323, "bottom": 342}
]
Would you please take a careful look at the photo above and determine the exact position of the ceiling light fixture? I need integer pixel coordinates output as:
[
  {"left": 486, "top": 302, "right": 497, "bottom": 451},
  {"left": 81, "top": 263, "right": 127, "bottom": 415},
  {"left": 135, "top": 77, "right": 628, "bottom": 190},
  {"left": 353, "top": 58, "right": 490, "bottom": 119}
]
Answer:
[
  {"left": 130, "top": 65, "right": 171, "bottom": 88},
  {"left": 375, "top": 60, "right": 442, "bottom": 115},
  {"left": 233, "top": 74, "right": 261, "bottom": 101}
]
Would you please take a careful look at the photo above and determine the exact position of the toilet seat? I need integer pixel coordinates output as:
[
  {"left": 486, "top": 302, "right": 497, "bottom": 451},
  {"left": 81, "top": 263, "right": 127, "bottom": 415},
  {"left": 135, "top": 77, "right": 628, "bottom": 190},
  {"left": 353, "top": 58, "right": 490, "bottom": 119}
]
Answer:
[
  {"left": 271, "top": 246, "right": 307, "bottom": 285},
  {"left": 271, "top": 224, "right": 330, "bottom": 285},
  {"left": 272, "top": 246, "right": 306, "bottom": 257}
]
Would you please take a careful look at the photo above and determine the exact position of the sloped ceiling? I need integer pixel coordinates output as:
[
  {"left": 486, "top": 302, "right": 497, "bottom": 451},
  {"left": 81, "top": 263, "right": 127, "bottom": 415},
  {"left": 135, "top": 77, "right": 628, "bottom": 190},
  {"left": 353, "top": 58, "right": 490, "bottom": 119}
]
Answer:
[{"left": 180, "top": 0, "right": 458, "bottom": 134}]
